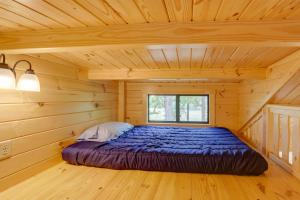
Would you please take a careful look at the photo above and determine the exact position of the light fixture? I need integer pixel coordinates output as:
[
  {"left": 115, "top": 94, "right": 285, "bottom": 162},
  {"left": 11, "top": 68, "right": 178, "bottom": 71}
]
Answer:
[
  {"left": 0, "top": 54, "right": 40, "bottom": 92},
  {"left": 0, "top": 54, "right": 16, "bottom": 89},
  {"left": 15, "top": 60, "right": 40, "bottom": 92}
]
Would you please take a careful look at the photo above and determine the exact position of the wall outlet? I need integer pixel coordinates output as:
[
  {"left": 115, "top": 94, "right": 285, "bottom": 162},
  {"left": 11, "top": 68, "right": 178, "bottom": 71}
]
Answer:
[{"left": 0, "top": 140, "right": 12, "bottom": 160}]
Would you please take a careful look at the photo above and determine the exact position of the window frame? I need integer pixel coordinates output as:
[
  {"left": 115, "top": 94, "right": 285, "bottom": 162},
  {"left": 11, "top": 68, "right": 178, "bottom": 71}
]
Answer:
[{"left": 147, "top": 94, "right": 210, "bottom": 124}]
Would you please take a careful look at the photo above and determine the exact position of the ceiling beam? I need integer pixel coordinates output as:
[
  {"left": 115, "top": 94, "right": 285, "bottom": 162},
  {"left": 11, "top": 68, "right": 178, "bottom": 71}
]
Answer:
[
  {"left": 1, "top": 21, "right": 300, "bottom": 54},
  {"left": 88, "top": 68, "right": 266, "bottom": 80}
]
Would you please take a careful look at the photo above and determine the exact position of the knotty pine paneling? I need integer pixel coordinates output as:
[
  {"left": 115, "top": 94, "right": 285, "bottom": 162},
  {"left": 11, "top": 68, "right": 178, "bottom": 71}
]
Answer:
[
  {"left": 0, "top": 55, "right": 118, "bottom": 188},
  {"left": 125, "top": 82, "right": 239, "bottom": 132},
  {"left": 238, "top": 50, "right": 300, "bottom": 129},
  {"left": 2, "top": 0, "right": 300, "bottom": 31}
]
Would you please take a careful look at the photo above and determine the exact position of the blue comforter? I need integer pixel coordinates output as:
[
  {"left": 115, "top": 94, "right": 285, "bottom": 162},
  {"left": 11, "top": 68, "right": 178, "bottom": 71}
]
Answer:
[{"left": 62, "top": 126, "right": 268, "bottom": 175}]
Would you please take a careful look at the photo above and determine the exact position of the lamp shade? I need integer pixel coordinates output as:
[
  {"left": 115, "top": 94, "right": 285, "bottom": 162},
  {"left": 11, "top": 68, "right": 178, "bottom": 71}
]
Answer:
[
  {"left": 0, "top": 67, "right": 16, "bottom": 89},
  {"left": 17, "top": 73, "right": 40, "bottom": 92}
]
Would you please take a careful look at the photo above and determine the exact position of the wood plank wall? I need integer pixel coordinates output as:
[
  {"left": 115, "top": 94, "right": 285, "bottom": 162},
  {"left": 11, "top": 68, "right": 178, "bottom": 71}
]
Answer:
[
  {"left": 272, "top": 84, "right": 300, "bottom": 105},
  {"left": 270, "top": 69, "right": 300, "bottom": 105},
  {"left": 0, "top": 55, "right": 118, "bottom": 191},
  {"left": 125, "top": 82, "right": 239, "bottom": 132},
  {"left": 238, "top": 50, "right": 300, "bottom": 129}
]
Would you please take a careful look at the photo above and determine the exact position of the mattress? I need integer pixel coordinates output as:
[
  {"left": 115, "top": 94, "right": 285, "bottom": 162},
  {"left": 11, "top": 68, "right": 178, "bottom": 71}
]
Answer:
[{"left": 62, "top": 126, "right": 268, "bottom": 175}]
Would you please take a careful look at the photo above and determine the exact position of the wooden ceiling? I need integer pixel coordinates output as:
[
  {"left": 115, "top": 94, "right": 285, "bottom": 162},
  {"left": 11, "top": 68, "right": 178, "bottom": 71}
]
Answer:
[
  {"left": 30, "top": 47, "right": 298, "bottom": 70},
  {"left": 0, "top": 0, "right": 300, "bottom": 30},
  {"left": 1, "top": 0, "right": 300, "bottom": 81}
]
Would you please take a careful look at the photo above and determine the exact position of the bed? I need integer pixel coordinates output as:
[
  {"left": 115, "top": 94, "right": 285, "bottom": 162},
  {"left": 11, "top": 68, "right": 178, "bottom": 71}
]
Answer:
[{"left": 62, "top": 125, "right": 268, "bottom": 175}]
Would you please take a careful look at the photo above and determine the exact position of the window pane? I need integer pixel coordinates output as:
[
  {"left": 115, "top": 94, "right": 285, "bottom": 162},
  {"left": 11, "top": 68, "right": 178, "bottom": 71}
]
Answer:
[
  {"left": 179, "top": 96, "right": 208, "bottom": 122},
  {"left": 148, "top": 95, "right": 176, "bottom": 122}
]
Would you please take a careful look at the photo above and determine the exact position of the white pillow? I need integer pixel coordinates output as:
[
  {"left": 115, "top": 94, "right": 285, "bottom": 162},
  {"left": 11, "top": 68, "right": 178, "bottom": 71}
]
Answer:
[
  {"left": 77, "top": 122, "right": 133, "bottom": 142},
  {"left": 77, "top": 125, "right": 110, "bottom": 142},
  {"left": 100, "top": 122, "right": 133, "bottom": 137}
]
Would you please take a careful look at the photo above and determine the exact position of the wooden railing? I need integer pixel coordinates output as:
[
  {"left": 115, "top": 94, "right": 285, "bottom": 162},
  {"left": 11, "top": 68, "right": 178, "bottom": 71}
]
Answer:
[
  {"left": 240, "top": 111, "right": 264, "bottom": 153},
  {"left": 240, "top": 104, "right": 300, "bottom": 179}
]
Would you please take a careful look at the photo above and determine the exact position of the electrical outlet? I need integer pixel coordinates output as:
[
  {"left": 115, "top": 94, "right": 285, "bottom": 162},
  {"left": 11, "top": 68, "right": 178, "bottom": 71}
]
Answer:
[{"left": 0, "top": 140, "right": 12, "bottom": 160}]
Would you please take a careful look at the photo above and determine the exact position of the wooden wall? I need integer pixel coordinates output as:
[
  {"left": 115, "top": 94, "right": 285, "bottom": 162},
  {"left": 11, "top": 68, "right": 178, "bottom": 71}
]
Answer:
[
  {"left": 0, "top": 55, "right": 118, "bottom": 191},
  {"left": 273, "top": 83, "right": 300, "bottom": 105},
  {"left": 238, "top": 50, "right": 300, "bottom": 129},
  {"left": 125, "top": 82, "right": 239, "bottom": 132},
  {"left": 270, "top": 69, "right": 300, "bottom": 105}
]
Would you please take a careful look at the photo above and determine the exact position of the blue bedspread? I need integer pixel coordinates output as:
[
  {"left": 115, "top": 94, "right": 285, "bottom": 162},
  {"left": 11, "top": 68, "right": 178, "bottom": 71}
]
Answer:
[{"left": 62, "top": 126, "right": 268, "bottom": 175}]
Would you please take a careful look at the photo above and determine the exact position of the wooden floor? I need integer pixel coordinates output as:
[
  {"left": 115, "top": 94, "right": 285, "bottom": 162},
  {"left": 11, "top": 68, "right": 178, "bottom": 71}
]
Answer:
[{"left": 1, "top": 161, "right": 300, "bottom": 200}]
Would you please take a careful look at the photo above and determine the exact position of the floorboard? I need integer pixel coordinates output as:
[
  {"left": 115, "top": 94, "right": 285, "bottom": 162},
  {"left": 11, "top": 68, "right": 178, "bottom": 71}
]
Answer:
[{"left": 1, "top": 161, "right": 300, "bottom": 200}]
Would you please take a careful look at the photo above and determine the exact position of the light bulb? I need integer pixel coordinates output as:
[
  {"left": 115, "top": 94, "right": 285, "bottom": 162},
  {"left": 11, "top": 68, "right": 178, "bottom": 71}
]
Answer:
[
  {"left": 17, "top": 73, "right": 40, "bottom": 92},
  {"left": 0, "top": 67, "right": 16, "bottom": 89}
]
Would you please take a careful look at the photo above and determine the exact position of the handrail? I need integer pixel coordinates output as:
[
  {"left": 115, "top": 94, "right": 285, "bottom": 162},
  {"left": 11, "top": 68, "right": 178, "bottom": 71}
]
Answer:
[
  {"left": 239, "top": 104, "right": 300, "bottom": 134},
  {"left": 266, "top": 104, "right": 300, "bottom": 110}
]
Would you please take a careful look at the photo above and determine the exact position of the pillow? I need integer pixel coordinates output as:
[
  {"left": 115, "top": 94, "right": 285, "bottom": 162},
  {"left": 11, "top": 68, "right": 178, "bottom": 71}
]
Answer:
[
  {"left": 99, "top": 122, "right": 133, "bottom": 137},
  {"left": 77, "top": 122, "right": 133, "bottom": 142},
  {"left": 77, "top": 125, "right": 111, "bottom": 142}
]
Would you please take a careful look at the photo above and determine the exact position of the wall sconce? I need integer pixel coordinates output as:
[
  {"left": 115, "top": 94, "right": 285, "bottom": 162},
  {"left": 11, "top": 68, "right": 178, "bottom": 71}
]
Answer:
[{"left": 0, "top": 54, "right": 40, "bottom": 92}]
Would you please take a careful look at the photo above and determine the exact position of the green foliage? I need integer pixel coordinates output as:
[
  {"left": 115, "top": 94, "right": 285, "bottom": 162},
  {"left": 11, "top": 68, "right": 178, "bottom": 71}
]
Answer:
[
  {"left": 148, "top": 95, "right": 208, "bottom": 122},
  {"left": 180, "top": 96, "right": 202, "bottom": 108},
  {"left": 149, "top": 95, "right": 166, "bottom": 114}
]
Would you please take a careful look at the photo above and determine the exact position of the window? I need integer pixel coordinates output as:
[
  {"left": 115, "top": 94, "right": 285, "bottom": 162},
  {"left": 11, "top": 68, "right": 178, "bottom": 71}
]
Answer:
[{"left": 148, "top": 94, "right": 209, "bottom": 124}]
